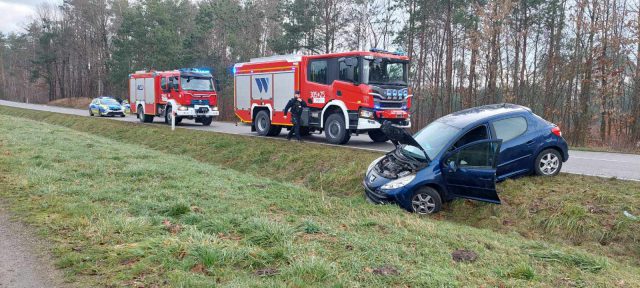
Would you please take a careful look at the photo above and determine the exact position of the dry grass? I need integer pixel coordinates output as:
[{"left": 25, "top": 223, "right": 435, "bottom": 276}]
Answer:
[{"left": 48, "top": 97, "right": 93, "bottom": 109}]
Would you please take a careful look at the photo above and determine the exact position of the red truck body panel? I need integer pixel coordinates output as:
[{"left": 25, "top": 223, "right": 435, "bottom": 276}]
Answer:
[{"left": 234, "top": 51, "right": 412, "bottom": 133}]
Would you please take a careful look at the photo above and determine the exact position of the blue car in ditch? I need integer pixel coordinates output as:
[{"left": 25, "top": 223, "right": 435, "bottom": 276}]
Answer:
[{"left": 364, "top": 103, "right": 569, "bottom": 215}]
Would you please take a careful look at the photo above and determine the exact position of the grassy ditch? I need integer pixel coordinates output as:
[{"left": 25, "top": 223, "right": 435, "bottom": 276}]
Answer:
[
  {"left": 1, "top": 105, "right": 639, "bottom": 265},
  {"left": 1, "top": 114, "right": 639, "bottom": 287}
]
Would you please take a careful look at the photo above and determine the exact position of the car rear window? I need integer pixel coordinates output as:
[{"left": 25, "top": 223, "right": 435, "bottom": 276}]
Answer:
[{"left": 492, "top": 116, "right": 527, "bottom": 142}]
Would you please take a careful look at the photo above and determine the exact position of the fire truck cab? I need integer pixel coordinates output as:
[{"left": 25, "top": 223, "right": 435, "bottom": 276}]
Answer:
[
  {"left": 233, "top": 49, "right": 411, "bottom": 144},
  {"left": 129, "top": 69, "right": 220, "bottom": 126}
]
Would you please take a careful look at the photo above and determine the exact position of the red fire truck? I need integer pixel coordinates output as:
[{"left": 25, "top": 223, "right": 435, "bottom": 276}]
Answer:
[
  {"left": 233, "top": 49, "right": 411, "bottom": 144},
  {"left": 129, "top": 68, "right": 220, "bottom": 126}
]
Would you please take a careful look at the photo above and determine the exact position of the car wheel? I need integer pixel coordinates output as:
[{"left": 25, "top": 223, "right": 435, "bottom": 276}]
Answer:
[
  {"left": 325, "top": 113, "right": 350, "bottom": 144},
  {"left": 89, "top": 109, "right": 94, "bottom": 116},
  {"left": 534, "top": 149, "right": 562, "bottom": 176},
  {"left": 410, "top": 187, "right": 442, "bottom": 215},
  {"left": 368, "top": 129, "right": 389, "bottom": 142}
]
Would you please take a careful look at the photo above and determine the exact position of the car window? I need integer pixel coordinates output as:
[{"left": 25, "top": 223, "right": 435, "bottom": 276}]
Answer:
[
  {"left": 402, "top": 121, "right": 461, "bottom": 160},
  {"left": 309, "top": 60, "right": 328, "bottom": 84},
  {"left": 447, "top": 141, "right": 499, "bottom": 168},
  {"left": 452, "top": 125, "right": 488, "bottom": 149},
  {"left": 492, "top": 117, "right": 527, "bottom": 142}
]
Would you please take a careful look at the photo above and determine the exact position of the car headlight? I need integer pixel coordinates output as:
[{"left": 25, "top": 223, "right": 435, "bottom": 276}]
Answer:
[
  {"left": 212, "top": 106, "right": 219, "bottom": 111},
  {"left": 367, "top": 156, "right": 384, "bottom": 172},
  {"left": 381, "top": 174, "right": 415, "bottom": 190},
  {"left": 178, "top": 106, "right": 188, "bottom": 111},
  {"left": 360, "top": 109, "right": 374, "bottom": 119}
]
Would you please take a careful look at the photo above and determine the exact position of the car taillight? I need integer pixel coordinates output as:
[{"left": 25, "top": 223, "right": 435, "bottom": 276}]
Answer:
[{"left": 551, "top": 126, "right": 562, "bottom": 137}]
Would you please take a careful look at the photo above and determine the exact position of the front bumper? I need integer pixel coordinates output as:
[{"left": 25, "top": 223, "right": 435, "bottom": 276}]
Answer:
[
  {"left": 101, "top": 110, "right": 125, "bottom": 116},
  {"left": 356, "top": 117, "right": 411, "bottom": 130},
  {"left": 175, "top": 105, "right": 219, "bottom": 117},
  {"left": 363, "top": 180, "right": 394, "bottom": 204}
]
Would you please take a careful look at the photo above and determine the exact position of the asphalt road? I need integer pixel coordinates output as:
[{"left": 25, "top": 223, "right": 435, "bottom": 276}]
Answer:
[{"left": 1, "top": 99, "right": 639, "bottom": 181}]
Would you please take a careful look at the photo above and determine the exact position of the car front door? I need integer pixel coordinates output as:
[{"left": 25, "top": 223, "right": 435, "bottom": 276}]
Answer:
[{"left": 442, "top": 139, "right": 502, "bottom": 203}]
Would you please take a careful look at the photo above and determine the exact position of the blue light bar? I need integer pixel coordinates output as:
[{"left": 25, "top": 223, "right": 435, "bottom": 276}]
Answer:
[{"left": 179, "top": 67, "right": 213, "bottom": 75}]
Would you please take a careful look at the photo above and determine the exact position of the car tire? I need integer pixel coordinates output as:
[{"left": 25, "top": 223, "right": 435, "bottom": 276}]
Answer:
[
  {"left": 325, "top": 113, "right": 350, "bottom": 144},
  {"left": 368, "top": 129, "right": 389, "bottom": 142},
  {"left": 120, "top": 114, "right": 125, "bottom": 118},
  {"left": 534, "top": 149, "right": 562, "bottom": 176},
  {"left": 409, "top": 187, "right": 442, "bottom": 215},
  {"left": 201, "top": 116, "right": 213, "bottom": 126},
  {"left": 89, "top": 109, "right": 94, "bottom": 116}
]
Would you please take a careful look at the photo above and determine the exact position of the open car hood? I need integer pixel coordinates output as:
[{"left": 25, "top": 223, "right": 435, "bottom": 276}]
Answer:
[{"left": 380, "top": 121, "right": 430, "bottom": 161}]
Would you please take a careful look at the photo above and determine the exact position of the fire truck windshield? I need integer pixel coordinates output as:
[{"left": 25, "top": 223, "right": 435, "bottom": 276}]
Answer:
[
  {"left": 180, "top": 76, "right": 214, "bottom": 91},
  {"left": 363, "top": 59, "right": 407, "bottom": 86}
]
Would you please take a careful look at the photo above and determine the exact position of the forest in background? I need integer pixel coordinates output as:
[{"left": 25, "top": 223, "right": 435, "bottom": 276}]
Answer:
[{"left": 0, "top": 0, "right": 639, "bottom": 149}]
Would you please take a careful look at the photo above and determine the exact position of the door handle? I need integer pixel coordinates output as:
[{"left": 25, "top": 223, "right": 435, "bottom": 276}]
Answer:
[
  {"left": 336, "top": 90, "right": 342, "bottom": 96},
  {"left": 479, "top": 176, "right": 494, "bottom": 181},
  {"left": 526, "top": 140, "right": 535, "bottom": 145}
]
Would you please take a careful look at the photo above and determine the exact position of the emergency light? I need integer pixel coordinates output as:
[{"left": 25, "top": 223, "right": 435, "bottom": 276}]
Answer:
[{"left": 179, "top": 67, "right": 213, "bottom": 74}]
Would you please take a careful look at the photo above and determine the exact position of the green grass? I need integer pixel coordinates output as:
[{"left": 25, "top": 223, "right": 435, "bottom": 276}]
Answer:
[
  {"left": 0, "top": 108, "right": 639, "bottom": 286},
  {"left": 2, "top": 105, "right": 639, "bottom": 264}
]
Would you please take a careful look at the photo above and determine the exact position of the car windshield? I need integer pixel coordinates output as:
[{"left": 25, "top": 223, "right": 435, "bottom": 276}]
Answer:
[
  {"left": 101, "top": 99, "right": 119, "bottom": 105},
  {"left": 181, "top": 76, "right": 214, "bottom": 91},
  {"left": 402, "top": 121, "right": 460, "bottom": 160},
  {"left": 363, "top": 58, "right": 407, "bottom": 85}
]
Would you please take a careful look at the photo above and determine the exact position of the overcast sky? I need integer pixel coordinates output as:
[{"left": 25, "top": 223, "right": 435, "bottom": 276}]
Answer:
[{"left": 0, "top": 0, "right": 62, "bottom": 34}]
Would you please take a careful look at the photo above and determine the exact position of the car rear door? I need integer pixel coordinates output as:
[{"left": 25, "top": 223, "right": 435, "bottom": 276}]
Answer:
[
  {"left": 442, "top": 139, "right": 502, "bottom": 203},
  {"left": 490, "top": 115, "right": 535, "bottom": 180}
]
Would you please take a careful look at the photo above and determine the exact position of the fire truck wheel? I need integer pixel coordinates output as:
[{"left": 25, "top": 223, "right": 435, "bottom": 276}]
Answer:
[
  {"left": 164, "top": 106, "right": 173, "bottom": 124},
  {"left": 138, "top": 107, "right": 145, "bottom": 123},
  {"left": 325, "top": 113, "right": 350, "bottom": 144},
  {"left": 201, "top": 117, "right": 213, "bottom": 126},
  {"left": 254, "top": 110, "right": 272, "bottom": 136},
  {"left": 368, "top": 129, "right": 389, "bottom": 142}
]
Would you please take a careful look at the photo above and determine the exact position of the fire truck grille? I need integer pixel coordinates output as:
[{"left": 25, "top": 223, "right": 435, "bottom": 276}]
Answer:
[
  {"left": 197, "top": 107, "right": 210, "bottom": 114},
  {"left": 377, "top": 101, "right": 403, "bottom": 109},
  {"left": 191, "top": 99, "right": 210, "bottom": 106}
]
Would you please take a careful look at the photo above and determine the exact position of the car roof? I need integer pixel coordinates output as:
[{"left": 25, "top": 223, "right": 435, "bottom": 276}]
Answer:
[{"left": 436, "top": 103, "right": 531, "bottom": 129}]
